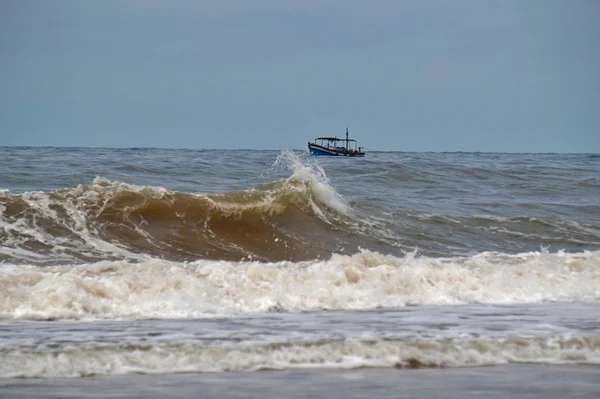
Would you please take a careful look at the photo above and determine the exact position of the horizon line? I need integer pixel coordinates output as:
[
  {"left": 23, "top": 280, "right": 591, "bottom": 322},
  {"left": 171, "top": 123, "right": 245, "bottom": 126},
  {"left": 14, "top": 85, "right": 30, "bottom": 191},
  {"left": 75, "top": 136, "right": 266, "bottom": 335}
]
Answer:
[{"left": 0, "top": 145, "right": 598, "bottom": 155}]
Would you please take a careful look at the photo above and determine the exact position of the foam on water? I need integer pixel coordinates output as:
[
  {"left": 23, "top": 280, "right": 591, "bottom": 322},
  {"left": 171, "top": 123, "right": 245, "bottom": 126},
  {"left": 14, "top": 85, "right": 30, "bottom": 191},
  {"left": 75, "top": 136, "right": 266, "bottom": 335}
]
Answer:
[
  {"left": 2, "top": 334, "right": 599, "bottom": 378},
  {"left": 1, "top": 250, "right": 598, "bottom": 321}
]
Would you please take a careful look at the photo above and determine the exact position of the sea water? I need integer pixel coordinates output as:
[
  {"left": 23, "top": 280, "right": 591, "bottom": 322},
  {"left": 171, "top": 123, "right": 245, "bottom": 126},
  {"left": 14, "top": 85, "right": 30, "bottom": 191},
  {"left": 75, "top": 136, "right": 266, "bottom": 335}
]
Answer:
[{"left": 1, "top": 147, "right": 599, "bottom": 397}]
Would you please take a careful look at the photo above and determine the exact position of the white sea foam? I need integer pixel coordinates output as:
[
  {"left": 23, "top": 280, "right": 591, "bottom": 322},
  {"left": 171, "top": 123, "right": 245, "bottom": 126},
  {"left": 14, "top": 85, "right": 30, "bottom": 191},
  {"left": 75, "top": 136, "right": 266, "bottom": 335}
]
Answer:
[
  {"left": 1, "top": 250, "right": 598, "bottom": 321},
  {"left": 0, "top": 182, "right": 150, "bottom": 263},
  {"left": 2, "top": 334, "right": 599, "bottom": 378},
  {"left": 274, "top": 150, "right": 350, "bottom": 216}
]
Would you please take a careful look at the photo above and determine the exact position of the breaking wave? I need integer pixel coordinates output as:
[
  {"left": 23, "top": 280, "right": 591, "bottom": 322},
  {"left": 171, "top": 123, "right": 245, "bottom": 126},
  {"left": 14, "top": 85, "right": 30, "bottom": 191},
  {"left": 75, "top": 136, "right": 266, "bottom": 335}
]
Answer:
[
  {"left": 1, "top": 250, "right": 598, "bottom": 321},
  {"left": 0, "top": 152, "right": 382, "bottom": 265}
]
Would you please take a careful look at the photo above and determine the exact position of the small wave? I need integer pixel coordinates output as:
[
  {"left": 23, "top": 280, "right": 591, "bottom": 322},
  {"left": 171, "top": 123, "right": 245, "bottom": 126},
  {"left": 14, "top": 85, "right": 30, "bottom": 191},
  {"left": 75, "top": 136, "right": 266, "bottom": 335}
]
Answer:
[
  {"left": 114, "top": 164, "right": 164, "bottom": 174},
  {"left": 2, "top": 333, "right": 599, "bottom": 378}
]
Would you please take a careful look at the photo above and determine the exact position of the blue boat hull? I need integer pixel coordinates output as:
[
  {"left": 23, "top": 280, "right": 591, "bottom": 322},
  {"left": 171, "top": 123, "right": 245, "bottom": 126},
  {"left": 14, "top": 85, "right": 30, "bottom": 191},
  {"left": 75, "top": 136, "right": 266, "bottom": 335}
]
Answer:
[{"left": 308, "top": 143, "right": 364, "bottom": 157}]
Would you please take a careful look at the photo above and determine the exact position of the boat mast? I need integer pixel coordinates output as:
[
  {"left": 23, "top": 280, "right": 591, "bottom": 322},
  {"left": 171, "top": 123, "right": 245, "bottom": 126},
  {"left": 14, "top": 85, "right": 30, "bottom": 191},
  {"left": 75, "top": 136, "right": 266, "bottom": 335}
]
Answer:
[{"left": 346, "top": 127, "right": 349, "bottom": 154}]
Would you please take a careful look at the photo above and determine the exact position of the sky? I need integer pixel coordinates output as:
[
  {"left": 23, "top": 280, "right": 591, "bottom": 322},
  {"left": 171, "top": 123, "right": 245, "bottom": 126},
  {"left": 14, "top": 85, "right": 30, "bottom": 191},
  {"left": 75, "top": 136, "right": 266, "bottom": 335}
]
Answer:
[{"left": 0, "top": 0, "right": 598, "bottom": 152}]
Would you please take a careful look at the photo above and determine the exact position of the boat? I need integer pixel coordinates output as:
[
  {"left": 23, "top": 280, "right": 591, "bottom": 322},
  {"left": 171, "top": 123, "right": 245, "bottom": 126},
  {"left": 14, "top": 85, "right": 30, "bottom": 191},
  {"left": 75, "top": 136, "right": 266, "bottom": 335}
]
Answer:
[{"left": 308, "top": 128, "right": 365, "bottom": 157}]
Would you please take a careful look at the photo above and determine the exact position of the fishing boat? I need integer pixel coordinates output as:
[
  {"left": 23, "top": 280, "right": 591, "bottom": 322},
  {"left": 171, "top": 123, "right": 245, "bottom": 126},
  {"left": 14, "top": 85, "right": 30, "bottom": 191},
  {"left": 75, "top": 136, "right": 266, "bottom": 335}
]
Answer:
[{"left": 308, "top": 128, "right": 365, "bottom": 157}]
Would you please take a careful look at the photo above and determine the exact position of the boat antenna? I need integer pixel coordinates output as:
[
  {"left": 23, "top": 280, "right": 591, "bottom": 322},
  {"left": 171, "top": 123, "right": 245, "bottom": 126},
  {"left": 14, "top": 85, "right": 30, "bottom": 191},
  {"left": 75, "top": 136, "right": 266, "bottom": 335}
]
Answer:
[{"left": 346, "top": 127, "right": 349, "bottom": 154}]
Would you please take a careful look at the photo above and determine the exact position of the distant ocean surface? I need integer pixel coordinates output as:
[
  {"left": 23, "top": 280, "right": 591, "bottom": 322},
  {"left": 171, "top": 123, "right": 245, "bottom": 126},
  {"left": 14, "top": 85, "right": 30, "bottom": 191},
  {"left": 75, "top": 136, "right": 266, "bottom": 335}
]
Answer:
[{"left": 1, "top": 147, "right": 599, "bottom": 398}]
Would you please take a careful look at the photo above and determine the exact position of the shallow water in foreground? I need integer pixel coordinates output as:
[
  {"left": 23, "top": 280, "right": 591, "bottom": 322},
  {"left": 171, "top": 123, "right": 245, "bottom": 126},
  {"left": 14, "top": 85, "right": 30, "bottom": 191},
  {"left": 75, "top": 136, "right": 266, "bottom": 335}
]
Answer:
[
  {"left": 2, "top": 365, "right": 599, "bottom": 399},
  {"left": 2, "top": 303, "right": 600, "bottom": 378}
]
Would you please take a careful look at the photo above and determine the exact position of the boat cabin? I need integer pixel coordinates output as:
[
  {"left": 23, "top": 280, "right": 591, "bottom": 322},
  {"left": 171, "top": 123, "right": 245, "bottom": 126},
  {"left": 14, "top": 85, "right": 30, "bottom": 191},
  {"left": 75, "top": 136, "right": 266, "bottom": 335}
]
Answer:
[{"left": 308, "top": 129, "right": 365, "bottom": 157}]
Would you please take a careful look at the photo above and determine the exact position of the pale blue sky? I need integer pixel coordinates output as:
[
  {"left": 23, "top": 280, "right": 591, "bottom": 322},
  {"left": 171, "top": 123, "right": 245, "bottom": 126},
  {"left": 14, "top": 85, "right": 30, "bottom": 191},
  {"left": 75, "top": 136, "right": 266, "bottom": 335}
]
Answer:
[{"left": 1, "top": 0, "right": 598, "bottom": 152}]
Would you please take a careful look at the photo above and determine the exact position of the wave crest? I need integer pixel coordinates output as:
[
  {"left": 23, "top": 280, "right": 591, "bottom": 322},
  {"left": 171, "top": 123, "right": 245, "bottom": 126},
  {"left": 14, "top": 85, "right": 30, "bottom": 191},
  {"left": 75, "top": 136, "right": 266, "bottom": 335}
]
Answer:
[{"left": 0, "top": 152, "right": 364, "bottom": 264}]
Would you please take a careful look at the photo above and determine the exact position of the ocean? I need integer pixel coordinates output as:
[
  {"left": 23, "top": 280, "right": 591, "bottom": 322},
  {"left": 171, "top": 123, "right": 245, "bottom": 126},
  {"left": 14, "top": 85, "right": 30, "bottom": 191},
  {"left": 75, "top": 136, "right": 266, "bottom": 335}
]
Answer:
[{"left": 0, "top": 147, "right": 599, "bottom": 398}]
